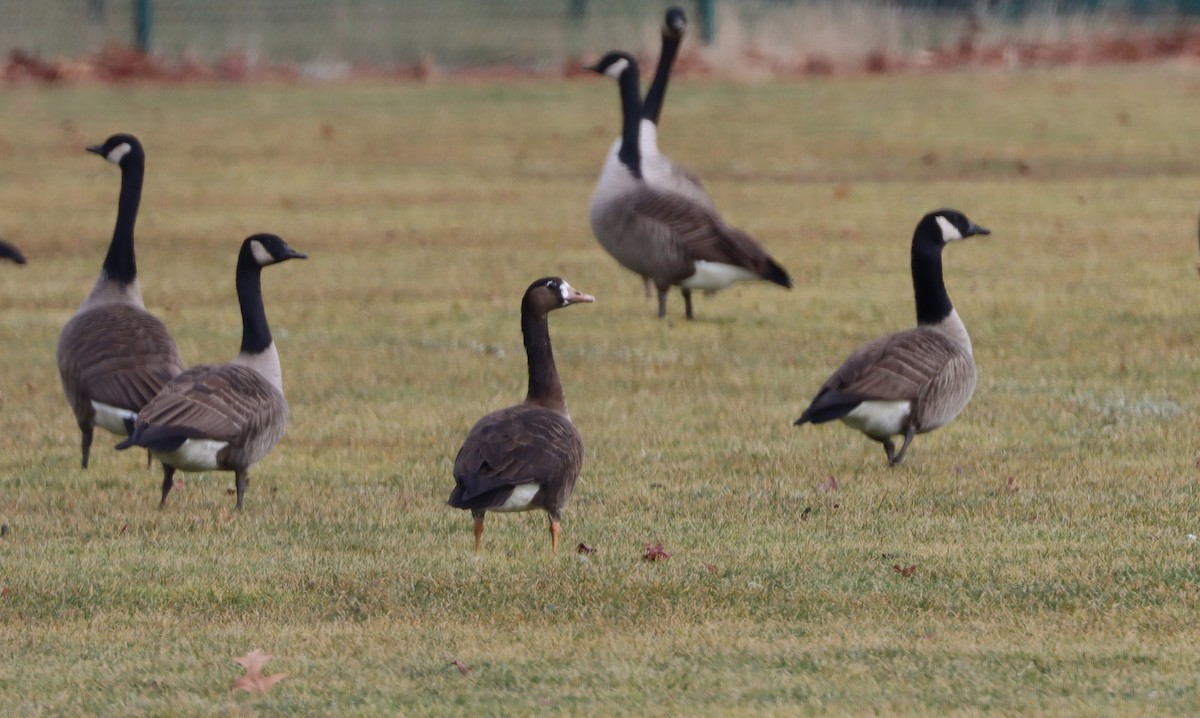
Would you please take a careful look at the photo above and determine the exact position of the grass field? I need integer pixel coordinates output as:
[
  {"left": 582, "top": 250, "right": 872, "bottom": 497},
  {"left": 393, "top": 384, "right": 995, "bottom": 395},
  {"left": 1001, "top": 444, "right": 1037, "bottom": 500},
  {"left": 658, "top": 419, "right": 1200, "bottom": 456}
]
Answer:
[{"left": 1, "top": 64, "right": 1199, "bottom": 715}]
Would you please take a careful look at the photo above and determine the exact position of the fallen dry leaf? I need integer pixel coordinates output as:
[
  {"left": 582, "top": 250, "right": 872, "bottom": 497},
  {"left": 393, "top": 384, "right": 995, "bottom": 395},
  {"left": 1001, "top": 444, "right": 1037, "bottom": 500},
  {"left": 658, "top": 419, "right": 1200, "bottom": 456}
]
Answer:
[
  {"left": 1005, "top": 476, "right": 1018, "bottom": 494},
  {"left": 703, "top": 563, "right": 718, "bottom": 574},
  {"left": 0, "top": 587, "right": 10, "bottom": 597},
  {"left": 893, "top": 564, "right": 918, "bottom": 578},
  {"left": 450, "top": 659, "right": 471, "bottom": 675},
  {"left": 576, "top": 543, "right": 596, "bottom": 555},
  {"left": 832, "top": 184, "right": 851, "bottom": 200},
  {"left": 818, "top": 476, "right": 839, "bottom": 493},
  {"left": 800, "top": 506, "right": 812, "bottom": 521},
  {"left": 230, "top": 649, "right": 286, "bottom": 694},
  {"left": 643, "top": 543, "right": 672, "bottom": 561}
]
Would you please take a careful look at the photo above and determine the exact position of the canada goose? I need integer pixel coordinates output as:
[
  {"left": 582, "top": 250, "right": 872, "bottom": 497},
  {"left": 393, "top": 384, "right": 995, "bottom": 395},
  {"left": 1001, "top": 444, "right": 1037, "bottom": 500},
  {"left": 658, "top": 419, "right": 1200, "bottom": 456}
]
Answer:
[
  {"left": 57, "top": 133, "right": 184, "bottom": 468},
  {"left": 0, "top": 239, "right": 26, "bottom": 264},
  {"left": 639, "top": 6, "right": 715, "bottom": 212},
  {"left": 115, "top": 234, "right": 306, "bottom": 509},
  {"left": 634, "top": 6, "right": 714, "bottom": 298},
  {"left": 448, "top": 277, "right": 594, "bottom": 553},
  {"left": 794, "top": 209, "right": 990, "bottom": 465},
  {"left": 588, "top": 51, "right": 791, "bottom": 320}
]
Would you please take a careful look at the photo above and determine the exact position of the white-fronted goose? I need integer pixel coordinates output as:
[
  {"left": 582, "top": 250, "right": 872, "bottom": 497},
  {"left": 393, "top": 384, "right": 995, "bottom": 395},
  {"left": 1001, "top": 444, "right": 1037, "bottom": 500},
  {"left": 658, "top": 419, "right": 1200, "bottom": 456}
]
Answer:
[
  {"left": 57, "top": 133, "right": 184, "bottom": 468},
  {"left": 0, "top": 239, "right": 26, "bottom": 264},
  {"left": 448, "top": 277, "right": 594, "bottom": 553},
  {"left": 588, "top": 51, "right": 791, "bottom": 320},
  {"left": 794, "top": 209, "right": 990, "bottom": 465},
  {"left": 115, "top": 234, "right": 306, "bottom": 509}
]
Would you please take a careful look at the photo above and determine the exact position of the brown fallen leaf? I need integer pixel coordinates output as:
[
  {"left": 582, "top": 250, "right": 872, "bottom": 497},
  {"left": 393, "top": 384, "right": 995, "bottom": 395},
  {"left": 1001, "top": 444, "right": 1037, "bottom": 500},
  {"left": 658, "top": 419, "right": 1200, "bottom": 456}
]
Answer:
[
  {"left": 643, "top": 543, "right": 671, "bottom": 561},
  {"left": 703, "top": 563, "right": 718, "bottom": 574},
  {"left": 832, "top": 184, "right": 851, "bottom": 200},
  {"left": 818, "top": 476, "right": 839, "bottom": 493},
  {"left": 1005, "top": 476, "right": 1018, "bottom": 494},
  {"left": 230, "top": 649, "right": 286, "bottom": 694},
  {"left": 0, "top": 587, "right": 10, "bottom": 597},
  {"left": 450, "top": 659, "right": 471, "bottom": 675},
  {"left": 800, "top": 506, "right": 812, "bottom": 521},
  {"left": 893, "top": 564, "right": 918, "bottom": 578},
  {"left": 576, "top": 543, "right": 597, "bottom": 555}
]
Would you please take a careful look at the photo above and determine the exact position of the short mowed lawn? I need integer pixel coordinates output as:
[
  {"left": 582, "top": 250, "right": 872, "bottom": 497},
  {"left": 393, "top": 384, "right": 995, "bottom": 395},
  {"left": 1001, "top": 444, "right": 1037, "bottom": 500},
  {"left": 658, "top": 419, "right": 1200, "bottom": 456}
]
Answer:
[{"left": 1, "top": 64, "right": 1199, "bottom": 715}]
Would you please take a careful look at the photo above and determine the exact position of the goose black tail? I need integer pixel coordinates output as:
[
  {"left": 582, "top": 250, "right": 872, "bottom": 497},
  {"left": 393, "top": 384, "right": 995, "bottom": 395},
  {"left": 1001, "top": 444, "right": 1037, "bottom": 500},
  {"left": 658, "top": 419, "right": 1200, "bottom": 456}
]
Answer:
[{"left": 761, "top": 259, "right": 792, "bottom": 289}]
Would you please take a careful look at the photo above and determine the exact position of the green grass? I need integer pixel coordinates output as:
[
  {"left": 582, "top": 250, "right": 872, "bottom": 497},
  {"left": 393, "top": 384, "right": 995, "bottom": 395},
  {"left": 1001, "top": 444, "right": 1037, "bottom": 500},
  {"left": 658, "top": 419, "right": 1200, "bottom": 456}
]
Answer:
[{"left": 2, "top": 65, "right": 1200, "bottom": 715}]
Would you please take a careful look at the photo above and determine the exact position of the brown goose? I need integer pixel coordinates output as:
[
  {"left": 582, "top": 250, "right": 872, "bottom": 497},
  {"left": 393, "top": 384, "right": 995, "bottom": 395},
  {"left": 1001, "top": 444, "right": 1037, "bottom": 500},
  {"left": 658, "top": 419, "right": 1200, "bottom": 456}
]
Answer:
[
  {"left": 794, "top": 209, "right": 990, "bottom": 465},
  {"left": 588, "top": 51, "right": 791, "bottom": 320},
  {"left": 0, "top": 239, "right": 26, "bottom": 264},
  {"left": 115, "top": 234, "right": 306, "bottom": 509},
  {"left": 57, "top": 133, "right": 184, "bottom": 468},
  {"left": 448, "top": 277, "right": 594, "bottom": 553}
]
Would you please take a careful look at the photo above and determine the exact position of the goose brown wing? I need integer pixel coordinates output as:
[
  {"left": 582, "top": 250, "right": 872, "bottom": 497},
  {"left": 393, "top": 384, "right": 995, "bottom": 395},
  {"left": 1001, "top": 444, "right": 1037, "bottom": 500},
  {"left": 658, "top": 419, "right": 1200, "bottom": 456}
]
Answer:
[
  {"left": 451, "top": 405, "right": 583, "bottom": 507},
  {"left": 631, "top": 190, "right": 778, "bottom": 274},
  {"left": 828, "top": 329, "right": 960, "bottom": 400},
  {"left": 58, "top": 305, "right": 184, "bottom": 413},
  {"left": 799, "top": 329, "right": 960, "bottom": 423},
  {"left": 135, "top": 363, "right": 283, "bottom": 443}
]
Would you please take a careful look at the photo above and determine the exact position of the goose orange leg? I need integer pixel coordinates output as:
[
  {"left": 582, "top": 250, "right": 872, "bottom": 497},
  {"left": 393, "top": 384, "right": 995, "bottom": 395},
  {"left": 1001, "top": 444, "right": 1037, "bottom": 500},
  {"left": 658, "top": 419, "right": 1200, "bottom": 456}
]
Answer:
[
  {"left": 473, "top": 512, "right": 485, "bottom": 552},
  {"left": 550, "top": 519, "right": 561, "bottom": 554}
]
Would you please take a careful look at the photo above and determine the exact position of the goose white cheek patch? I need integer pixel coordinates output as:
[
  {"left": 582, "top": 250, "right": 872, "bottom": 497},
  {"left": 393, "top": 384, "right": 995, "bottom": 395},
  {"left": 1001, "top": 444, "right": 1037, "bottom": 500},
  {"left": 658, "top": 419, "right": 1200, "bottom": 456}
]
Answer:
[
  {"left": 604, "top": 58, "right": 630, "bottom": 79},
  {"left": 106, "top": 143, "right": 133, "bottom": 165},
  {"left": 249, "top": 240, "right": 275, "bottom": 265},
  {"left": 935, "top": 215, "right": 963, "bottom": 242}
]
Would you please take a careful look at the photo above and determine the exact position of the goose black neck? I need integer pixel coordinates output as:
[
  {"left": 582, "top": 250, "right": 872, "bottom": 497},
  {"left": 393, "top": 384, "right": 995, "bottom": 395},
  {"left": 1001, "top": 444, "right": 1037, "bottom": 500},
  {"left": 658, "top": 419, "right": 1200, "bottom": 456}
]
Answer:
[
  {"left": 102, "top": 157, "right": 143, "bottom": 284},
  {"left": 642, "top": 34, "right": 681, "bottom": 124},
  {"left": 236, "top": 251, "right": 272, "bottom": 355},
  {"left": 521, "top": 304, "right": 564, "bottom": 408},
  {"left": 911, "top": 237, "right": 952, "bottom": 325},
  {"left": 616, "top": 66, "right": 643, "bottom": 178}
]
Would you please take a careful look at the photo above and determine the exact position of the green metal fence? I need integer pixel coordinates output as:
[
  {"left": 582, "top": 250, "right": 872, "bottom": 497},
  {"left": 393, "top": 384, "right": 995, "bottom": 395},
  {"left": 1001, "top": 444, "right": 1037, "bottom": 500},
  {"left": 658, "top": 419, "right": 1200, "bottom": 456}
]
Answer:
[{"left": 2, "top": 0, "right": 1197, "bottom": 72}]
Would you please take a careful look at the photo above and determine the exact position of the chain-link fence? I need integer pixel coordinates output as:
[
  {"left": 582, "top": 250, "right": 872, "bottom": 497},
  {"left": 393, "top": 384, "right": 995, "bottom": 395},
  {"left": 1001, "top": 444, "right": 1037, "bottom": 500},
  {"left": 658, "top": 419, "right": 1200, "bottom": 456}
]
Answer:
[{"left": 3, "top": 0, "right": 1199, "bottom": 75}]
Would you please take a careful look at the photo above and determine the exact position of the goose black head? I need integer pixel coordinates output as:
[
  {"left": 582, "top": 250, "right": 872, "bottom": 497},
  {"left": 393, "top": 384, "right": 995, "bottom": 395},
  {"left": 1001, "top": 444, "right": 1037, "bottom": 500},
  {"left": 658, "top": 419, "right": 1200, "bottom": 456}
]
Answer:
[
  {"left": 525, "top": 277, "right": 595, "bottom": 313},
  {"left": 243, "top": 233, "right": 308, "bottom": 267},
  {"left": 587, "top": 51, "right": 638, "bottom": 81},
  {"left": 86, "top": 133, "right": 144, "bottom": 167},
  {"left": 919, "top": 209, "right": 990, "bottom": 245},
  {"left": 663, "top": 7, "right": 687, "bottom": 39}
]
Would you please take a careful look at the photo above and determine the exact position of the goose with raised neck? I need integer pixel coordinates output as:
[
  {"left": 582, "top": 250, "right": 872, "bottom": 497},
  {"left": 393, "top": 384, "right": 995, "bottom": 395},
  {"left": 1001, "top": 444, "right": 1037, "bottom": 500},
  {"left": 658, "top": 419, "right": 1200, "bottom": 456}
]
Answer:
[
  {"left": 794, "top": 209, "right": 989, "bottom": 465},
  {"left": 449, "top": 277, "right": 594, "bottom": 553},
  {"left": 56, "top": 133, "right": 184, "bottom": 468},
  {"left": 115, "top": 234, "right": 307, "bottom": 509},
  {"left": 588, "top": 50, "right": 791, "bottom": 320}
]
